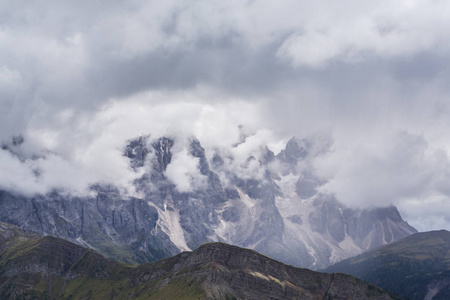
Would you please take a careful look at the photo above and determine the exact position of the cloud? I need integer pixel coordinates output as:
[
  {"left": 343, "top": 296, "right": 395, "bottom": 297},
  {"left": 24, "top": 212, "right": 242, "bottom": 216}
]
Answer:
[
  {"left": 0, "top": 89, "right": 275, "bottom": 196},
  {"left": 0, "top": 148, "right": 100, "bottom": 196},
  {"left": 0, "top": 149, "right": 43, "bottom": 195},
  {"left": 226, "top": 129, "right": 276, "bottom": 180},
  {"left": 276, "top": 1, "right": 450, "bottom": 68},
  {"left": 315, "top": 132, "right": 450, "bottom": 208},
  {"left": 1, "top": 0, "right": 450, "bottom": 231},
  {"left": 2, "top": 0, "right": 449, "bottom": 131},
  {"left": 166, "top": 146, "right": 206, "bottom": 193},
  {"left": 397, "top": 195, "right": 450, "bottom": 232}
]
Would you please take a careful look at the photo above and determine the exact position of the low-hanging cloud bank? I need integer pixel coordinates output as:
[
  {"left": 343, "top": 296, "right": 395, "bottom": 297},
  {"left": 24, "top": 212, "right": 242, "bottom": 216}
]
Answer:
[
  {"left": 1, "top": 0, "right": 450, "bottom": 231},
  {"left": 0, "top": 91, "right": 274, "bottom": 196}
]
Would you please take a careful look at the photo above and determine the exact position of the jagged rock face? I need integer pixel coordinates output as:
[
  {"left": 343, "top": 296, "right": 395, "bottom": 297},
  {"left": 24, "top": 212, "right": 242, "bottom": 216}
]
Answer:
[
  {"left": 0, "top": 189, "right": 178, "bottom": 264},
  {"left": 276, "top": 137, "right": 308, "bottom": 174},
  {"left": 296, "top": 171, "right": 321, "bottom": 199},
  {"left": 0, "top": 135, "right": 417, "bottom": 270},
  {"left": 124, "top": 136, "right": 149, "bottom": 171}
]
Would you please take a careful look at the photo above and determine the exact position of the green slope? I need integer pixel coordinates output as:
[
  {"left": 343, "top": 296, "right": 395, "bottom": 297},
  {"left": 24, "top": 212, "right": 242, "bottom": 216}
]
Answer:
[
  {"left": 0, "top": 222, "right": 204, "bottom": 299},
  {"left": 324, "top": 230, "right": 450, "bottom": 299},
  {"left": 0, "top": 222, "right": 397, "bottom": 299}
]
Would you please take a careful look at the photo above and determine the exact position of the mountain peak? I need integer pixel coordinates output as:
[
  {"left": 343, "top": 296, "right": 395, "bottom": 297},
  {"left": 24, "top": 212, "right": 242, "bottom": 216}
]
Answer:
[{"left": 275, "top": 137, "right": 309, "bottom": 174}]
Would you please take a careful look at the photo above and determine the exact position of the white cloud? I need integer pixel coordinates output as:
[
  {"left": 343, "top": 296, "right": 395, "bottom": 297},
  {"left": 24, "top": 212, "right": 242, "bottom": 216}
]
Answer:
[
  {"left": 227, "top": 129, "right": 274, "bottom": 180},
  {"left": 315, "top": 132, "right": 450, "bottom": 209},
  {"left": 277, "top": 32, "right": 345, "bottom": 68},
  {"left": 0, "top": 88, "right": 278, "bottom": 196},
  {"left": 397, "top": 195, "right": 450, "bottom": 232},
  {"left": 0, "top": 149, "right": 44, "bottom": 195},
  {"left": 166, "top": 146, "right": 206, "bottom": 193},
  {"left": 1, "top": 0, "right": 450, "bottom": 231},
  {"left": 275, "top": 1, "right": 450, "bottom": 68},
  {"left": 0, "top": 149, "right": 97, "bottom": 196}
]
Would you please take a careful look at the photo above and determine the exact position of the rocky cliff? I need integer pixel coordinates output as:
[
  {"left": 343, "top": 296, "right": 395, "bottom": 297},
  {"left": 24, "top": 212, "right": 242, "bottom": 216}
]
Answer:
[{"left": 0, "top": 135, "right": 417, "bottom": 269}]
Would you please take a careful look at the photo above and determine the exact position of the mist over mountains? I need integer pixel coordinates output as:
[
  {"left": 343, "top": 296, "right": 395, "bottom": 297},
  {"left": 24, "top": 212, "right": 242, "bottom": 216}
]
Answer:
[
  {"left": 2, "top": 1, "right": 450, "bottom": 234},
  {"left": 0, "top": 132, "right": 416, "bottom": 270},
  {"left": 2, "top": 3, "right": 450, "bottom": 297}
]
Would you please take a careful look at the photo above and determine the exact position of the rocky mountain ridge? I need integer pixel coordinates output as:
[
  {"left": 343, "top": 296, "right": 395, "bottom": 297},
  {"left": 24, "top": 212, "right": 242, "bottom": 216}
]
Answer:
[
  {"left": 0, "top": 134, "right": 417, "bottom": 269},
  {"left": 0, "top": 222, "right": 397, "bottom": 299}
]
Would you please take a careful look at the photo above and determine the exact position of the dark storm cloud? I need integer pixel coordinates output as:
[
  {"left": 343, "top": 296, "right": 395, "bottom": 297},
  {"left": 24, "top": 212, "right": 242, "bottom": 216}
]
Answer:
[{"left": 2, "top": 0, "right": 450, "bottom": 117}]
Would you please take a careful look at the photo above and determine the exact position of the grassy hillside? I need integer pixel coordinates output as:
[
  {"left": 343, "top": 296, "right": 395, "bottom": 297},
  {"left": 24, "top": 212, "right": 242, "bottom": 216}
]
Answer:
[
  {"left": 324, "top": 230, "right": 450, "bottom": 299},
  {"left": 0, "top": 222, "right": 397, "bottom": 299}
]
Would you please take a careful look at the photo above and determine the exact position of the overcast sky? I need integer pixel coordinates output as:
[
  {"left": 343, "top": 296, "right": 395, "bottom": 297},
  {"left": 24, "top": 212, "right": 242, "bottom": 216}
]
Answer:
[{"left": 1, "top": 0, "right": 450, "bottom": 231}]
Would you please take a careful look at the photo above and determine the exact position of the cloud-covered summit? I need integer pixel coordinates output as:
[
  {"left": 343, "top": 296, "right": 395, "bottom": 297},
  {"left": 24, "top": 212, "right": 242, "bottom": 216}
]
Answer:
[{"left": 1, "top": 1, "right": 450, "bottom": 231}]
